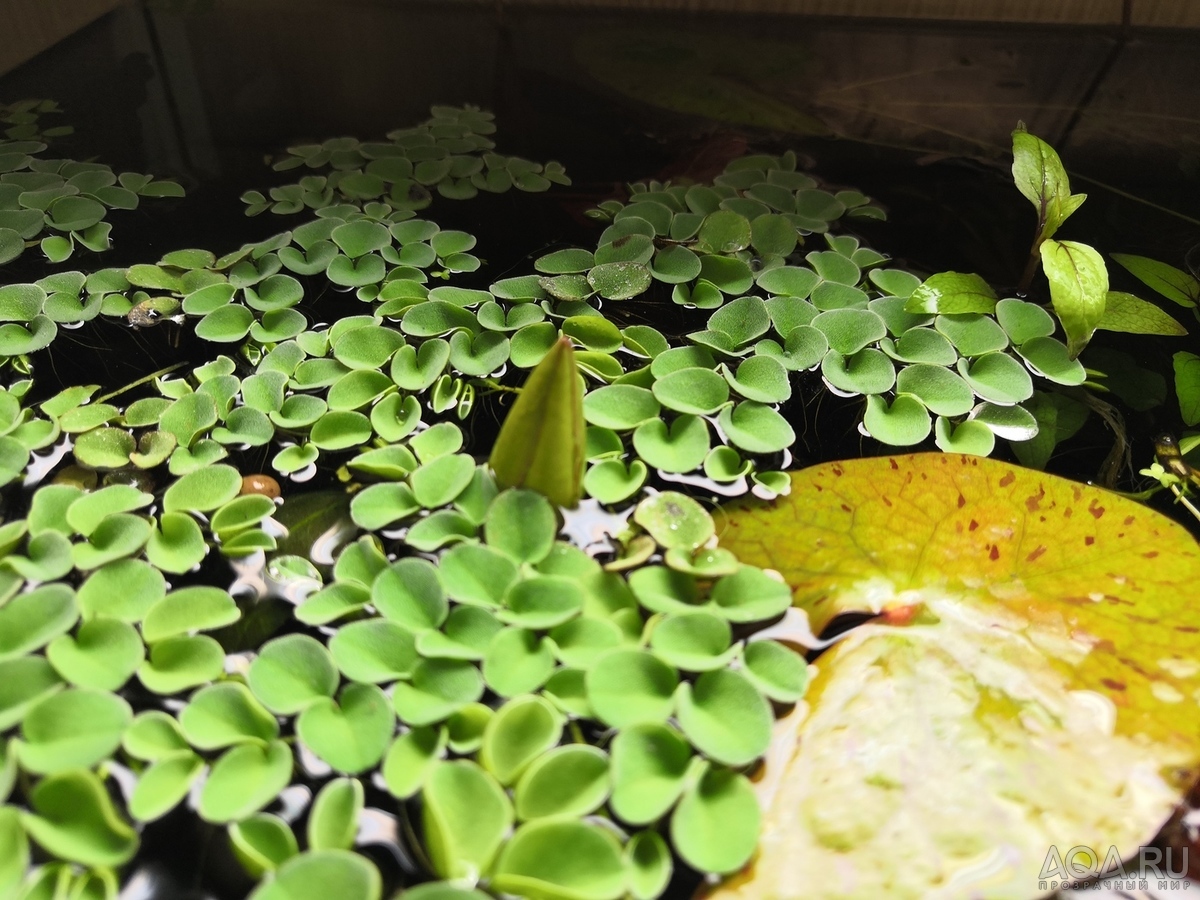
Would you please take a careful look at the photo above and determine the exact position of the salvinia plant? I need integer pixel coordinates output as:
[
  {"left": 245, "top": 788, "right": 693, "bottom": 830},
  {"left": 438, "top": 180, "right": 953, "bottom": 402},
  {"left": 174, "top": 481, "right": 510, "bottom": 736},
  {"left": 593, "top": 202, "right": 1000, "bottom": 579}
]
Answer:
[{"left": 0, "top": 100, "right": 1194, "bottom": 900}]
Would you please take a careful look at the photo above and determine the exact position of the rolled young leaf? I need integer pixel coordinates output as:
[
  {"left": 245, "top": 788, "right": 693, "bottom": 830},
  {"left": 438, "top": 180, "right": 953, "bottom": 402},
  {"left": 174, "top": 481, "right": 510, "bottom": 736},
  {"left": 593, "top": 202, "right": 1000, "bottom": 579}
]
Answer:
[{"left": 489, "top": 337, "right": 584, "bottom": 508}]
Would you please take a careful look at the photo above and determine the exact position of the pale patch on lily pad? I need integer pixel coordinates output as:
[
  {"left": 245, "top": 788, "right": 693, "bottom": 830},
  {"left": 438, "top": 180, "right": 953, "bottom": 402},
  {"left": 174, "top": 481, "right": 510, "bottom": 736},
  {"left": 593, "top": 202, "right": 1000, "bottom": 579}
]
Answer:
[{"left": 714, "top": 454, "right": 1200, "bottom": 900}]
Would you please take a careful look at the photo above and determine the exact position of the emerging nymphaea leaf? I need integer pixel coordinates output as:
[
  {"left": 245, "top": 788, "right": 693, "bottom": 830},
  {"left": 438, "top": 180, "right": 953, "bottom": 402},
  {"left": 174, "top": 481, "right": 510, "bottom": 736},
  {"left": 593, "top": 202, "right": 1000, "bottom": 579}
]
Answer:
[
  {"left": 713, "top": 454, "right": 1200, "bottom": 900},
  {"left": 1011, "top": 126, "right": 1086, "bottom": 242},
  {"left": 1040, "top": 239, "right": 1108, "bottom": 358},
  {"left": 489, "top": 337, "right": 584, "bottom": 508},
  {"left": 903, "top": 271, "right": 996, "bottom": 315}
]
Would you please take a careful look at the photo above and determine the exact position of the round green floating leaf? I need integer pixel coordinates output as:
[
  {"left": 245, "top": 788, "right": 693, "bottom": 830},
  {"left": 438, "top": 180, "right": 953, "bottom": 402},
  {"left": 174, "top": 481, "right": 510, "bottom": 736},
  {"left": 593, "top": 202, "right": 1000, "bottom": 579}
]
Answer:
[
  {"left": 670, "top": 767, "right": 760, "bottom": 874},
  {"left": 229, "top": 813, "right": 298, "bottom": 878},
  {"left": 625, "top": 830, "right": 673, "bottom": 900},
  {"left": 935, "top": 313, "right": 1009, "bottom": 357},
  {"left": 308, "top": 777, "right": 363, "bottom": 852},
  {"left": 750, "top": 213, "right": 799, "bottom": 257},
  {"left": 723, "top": 355, "right": 791, "bottom": 404},
  {"left": 331, "top": 220, "right": 389, "bottom": 258},
  {"left": 483, "top": 628, "right": 556, "bottom": 697},
  {"left": 22, "top": 769, "right": 138, "bottom": 867},
  {"left": 0, "top": 657, "right": 62, "bottom": 732},
  {"left": 934, "top": 416, "right": 996, "bottom": 455},
  {"left": 245, "top": 274, "right": 304, "bottom": 312},
  {"left": 757, "top": 266, "right": 819, "bottom": 298},
  {"left": 697, "top": 210, "right": 751, "bottom": 254},
  {"left": 393, "top": 658, "right": 485, "bottom": 726},
  {"left": 461, "top": 690, "right": 556, "bottom": 786},
  {"left": 665, "top": 546, "right": 740, "bottom": 579},
  {"left": 499, "top": 575, "right": 585, "bottom": 630},
  {"left": 179, "top": 682, "right": 279, "bottom": 749},
  {"left": 382, "top": 726, "right": 445, "bottom": 800},
  {"left": 956, "top": 352, "right": 1034, "bottom": 405},
  {"left": 895, "top": 365, "right": 975, "bottom": 417},
  {"left": 587, "top": 261, "right": 651, "bottom": 301},
  {"left": 411, "top": 453, "right": 476, "bottom": 509},
  {"left": 196, "top": 304, "right": 255, "bottom": 343},
  {"left": 676, "top": 669, "right": 772, "bottom": 766},
  {"left": 535, "top": 248, "right": 594, "bottom": 274},
  {"left": 445, "top": 703, "right": 493, "bottom": 754},
  {"left": 1016, "top": 335, "right": 1086, "bottom": 386},
  {"left": 18, "top": 687, "right": 131, "bottom": 774},
  {"left": 970, "top": 400, "right": 1039, "bottom": 441},
  {"left": 138, "top": 635, "right": 224, "bottom": 694},
  {"left": 651, "top": 367, "right": 729, "bottom": 416},
  {"left": 327, "top": 254, "right": 387, "bottom": 287},
  {"left": 820, "top": 348, "right": 896, "bottom": 396},
  {"left": 141, "top": 586, "right": 240, "bottom": 643},
  {"left": 811, "top": 308, "right": 887, "bottom": 355},
  {"left": 249, "top": 634, "right": 339, "bottom": 715},
  {"left": 609, "top": 722, "right": 694, "bottom": 824},
  {"left": 129, "top": 750, "right": 205, "bottom": 822},
  {"left": 634, "top": 491, "right": 714, "bottom": 551},
  {"left": 346, "top": 483, "right": 416, "bottom": 531},
  {"left": 650, "top": 612, "right": 735, "bottom": 672},
  {"left": 649, "top": 244, "right": 702, "bottom": 284},
  {"left": 807, "top": 249, "right": 861, "bottom": 286},
  {"left": 330, "top": 619, "right": 418, "bottom": 683},
  {"left": 46, "top": 618, "right": 143, "bottom": 691},
  {"left": 420, "top": 607, "right": 504, "bottom": 662},
  {"left": 586, "top": 648, "right": 677, "bottom": 729},
  {"left": 438, "top": 542, "right": 518, "bottom": 608},
  {"left": 696, "top": 255, "right": 753, "bottom": 297},
  {"left": 310, "top": 410, "right": 372, "bottom": 451},
  {"left": 485, "top": 489, "right": 557, "bottom": 564},
  {"left": 718, "top": 401, "right": 796, "bottom": 454},
  {"left": 995, "top": 297, "right": 1056, "bottom": 344},
  {"left": 0, "top": 583, "right": 78, "bottom": 661},
  {"left": 584, "top": 458, "right": 648, "bottom": 503},
  {"left": 46, "top": 195, "right": 105, "bottom": 231},
  {"left": 862, "top": 393, "right": 932, "bottom": 446},
  {"left": 869, "top": 268, "right": 922, "bottom": 299},
  {"left": 0, "top": 805, "right": 28, "bottom": 895},
  {"left": 199, "top": 740, "right": 294, "bottom": 824},
  {"left": 373, "top": 558, "right": 448, "bottom": 632},
  {"left": 492, "top": 819, "right": 625, "bottom": 900},
  {"left": 0, "top": 315, "right": 56, "bottom": 355},
  {"left": 72, "top": 427, "right": 134, "bottom": 469},
  {"left": 163, "top": 464, "right": 242, "bottom": 514},
  {"left": 546, "top": 619, "right": 620, "bottom": 670},
  {"left": 146, "top": 511, "right": 207, "bottom": 574},
  {"left": 122, "top": 710, "right": 188, "bottom": 761},
  {"left": 514, "top": 744, "right": 609, "bottom": 821},
  {"left": 880, "top": 327, "right": 957, "bottom": 366},
  {"left": 583, "top": 384, "right": 660, "bottom": 431},
  {"left": 298, "top": 683, "right": 394, "bottom": 773},
  {"left": 248, "top": 849, "right": 382, "bottom": 900},
  {"left": 628, "top": 566, "right": 705, "bottom": 617},
  {"left": 422, "top": 760, "right": 512, "bottom": 881},
  {"left": 326, "top": 370, "right": 393, "bottom": 411},
  {"left": 65, "top": 484, "right": 152, "bottom": 536},
  {"left": 743, "top": 640, "right": 808, "bottom": 704}
]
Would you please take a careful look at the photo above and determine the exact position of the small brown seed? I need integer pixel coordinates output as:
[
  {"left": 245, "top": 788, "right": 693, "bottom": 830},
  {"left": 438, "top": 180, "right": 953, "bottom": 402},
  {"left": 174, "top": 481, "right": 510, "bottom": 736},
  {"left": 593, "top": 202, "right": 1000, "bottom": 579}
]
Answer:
[{"left": 240, "top": 473, "right": 281, "bottom": 498}]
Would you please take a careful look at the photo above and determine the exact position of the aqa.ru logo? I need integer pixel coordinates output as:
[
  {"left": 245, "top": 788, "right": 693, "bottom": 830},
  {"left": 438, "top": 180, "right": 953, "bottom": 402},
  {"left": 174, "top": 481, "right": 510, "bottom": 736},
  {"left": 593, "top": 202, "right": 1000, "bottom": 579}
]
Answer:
[{"left": 1038, "top": 845, "right": 1190, "bottom": 892}]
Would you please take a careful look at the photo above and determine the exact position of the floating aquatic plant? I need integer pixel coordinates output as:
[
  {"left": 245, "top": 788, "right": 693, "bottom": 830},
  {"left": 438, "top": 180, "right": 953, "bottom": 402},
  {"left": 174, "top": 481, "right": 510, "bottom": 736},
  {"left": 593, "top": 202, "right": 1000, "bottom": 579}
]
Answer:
[{"left": 1, "top": 100, "right": 1198, "bottom": 900}]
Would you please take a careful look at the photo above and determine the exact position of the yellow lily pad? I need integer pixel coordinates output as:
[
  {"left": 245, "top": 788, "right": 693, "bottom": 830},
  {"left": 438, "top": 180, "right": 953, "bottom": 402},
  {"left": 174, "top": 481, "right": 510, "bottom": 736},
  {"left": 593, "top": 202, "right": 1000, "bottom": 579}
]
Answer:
[{"left": 712, "top": 453, "right": 1200, "bottom": 899}]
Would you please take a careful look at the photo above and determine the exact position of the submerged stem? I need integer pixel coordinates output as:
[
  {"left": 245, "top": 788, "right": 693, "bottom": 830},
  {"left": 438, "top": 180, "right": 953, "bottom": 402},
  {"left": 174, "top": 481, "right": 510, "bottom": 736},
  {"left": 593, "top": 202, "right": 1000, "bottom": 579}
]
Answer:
[{"left": 95, "top": 362, "right": 188, "bottom": 403}]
